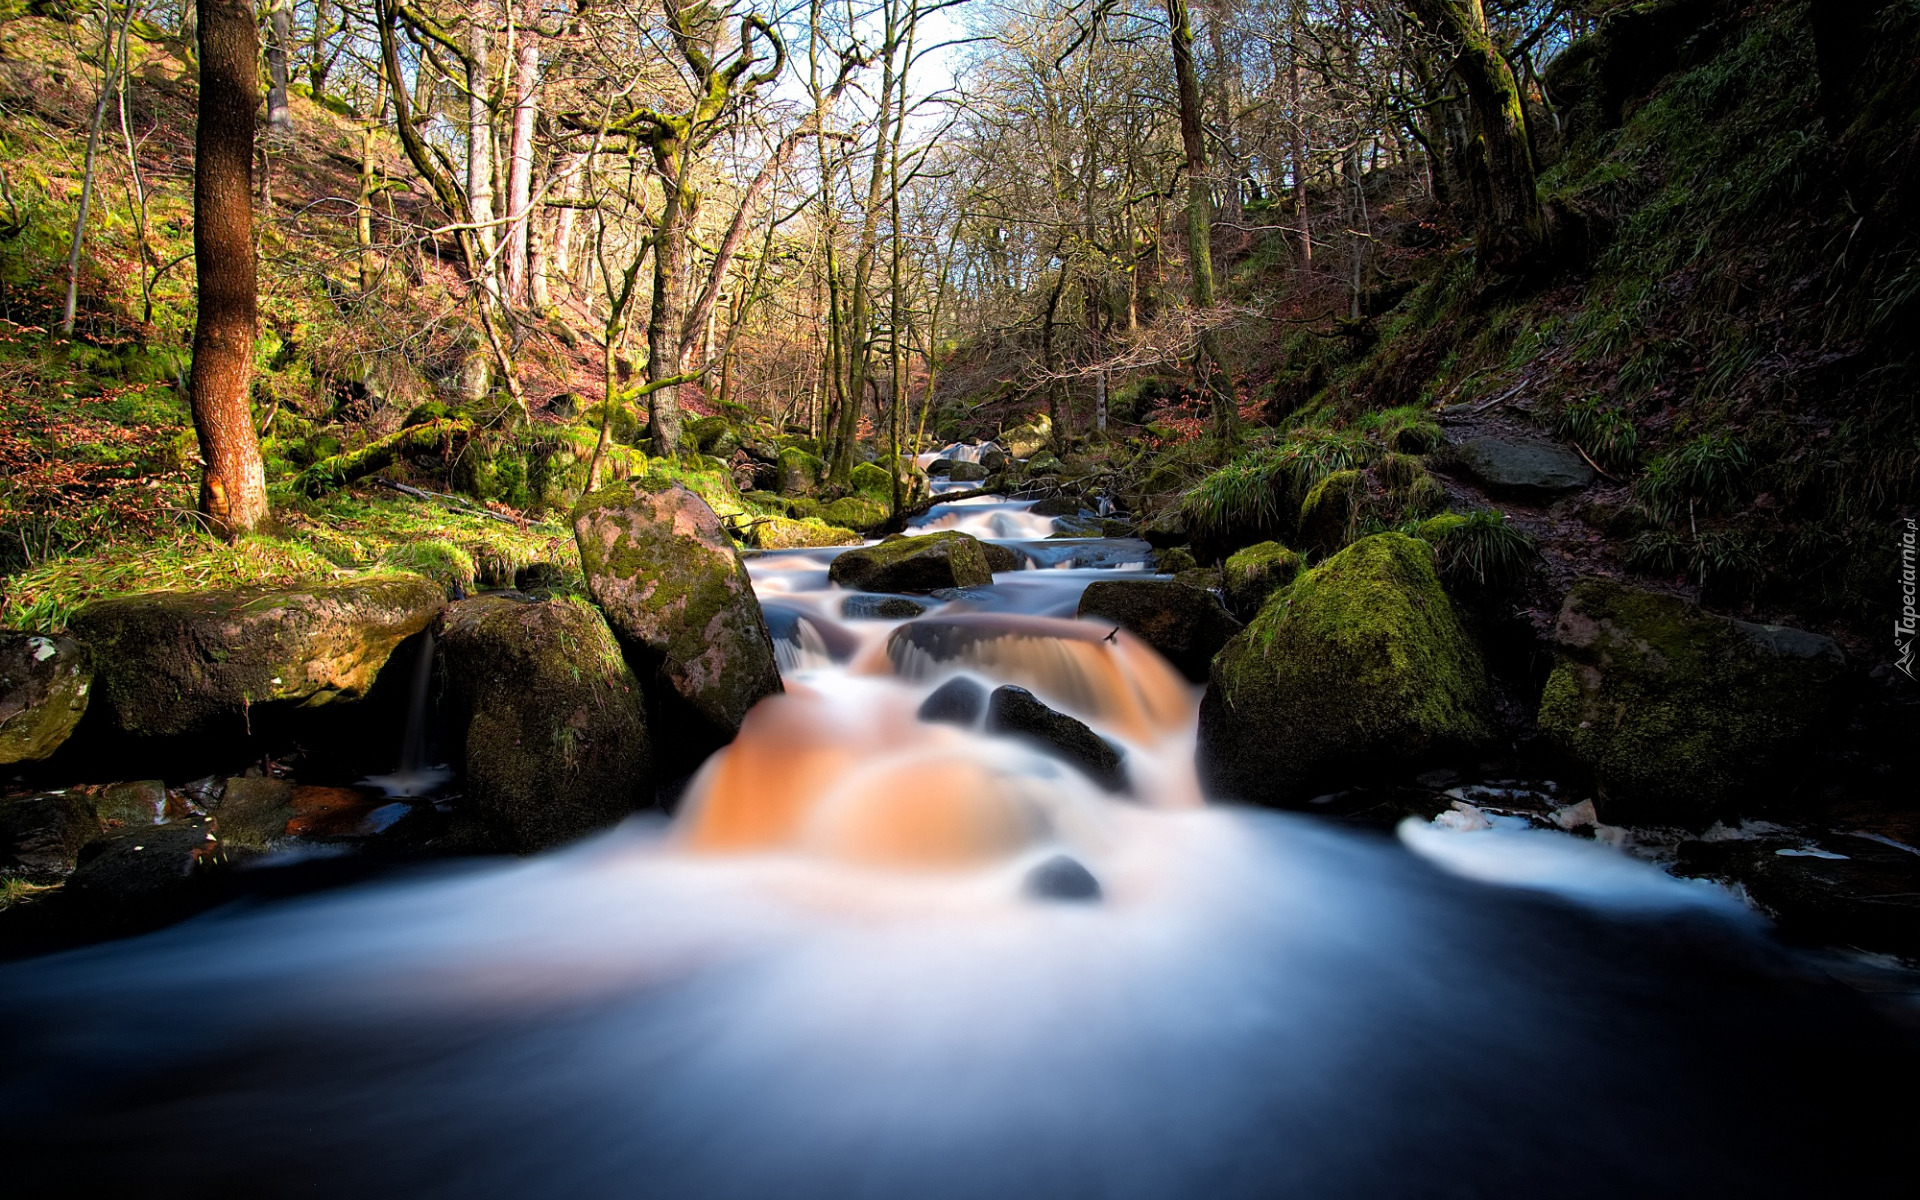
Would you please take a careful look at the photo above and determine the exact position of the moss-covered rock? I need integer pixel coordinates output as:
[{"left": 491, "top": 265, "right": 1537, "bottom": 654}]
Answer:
[
  {"left": 1222, "top": 542, "right": 1302, "bottom": 620},
  {"left": 1536, "top": 579, "right": 1848, "bottom": 824},
  {"left": 753, "top": 516, "right": 863, "bottom": 549},
  {"left": 1198, "top": 533, "right": 1493, "bottom": 804},
  {"left": 850, "top": 461, "right": 893, "bottom": 501},
  {"left": 817, "top": 495, "right": 888, "bottom": 530},
  {"left": 1077, "top": 579, "right": 1243, "bottom": 683},
  {"left": 776, "top": 446, "right": 824, "bottom": 497},
  {"left": 1297, "top": 468, "right": 1364, "bottom": 553},
  {"left": 438, "top": 595, "right": 653, "bottom": 852},
  {"left": 1026, "top": 452, "right": 1064, "bottom": 477},
  {"left": 67, "top": 576, "right": 445, "bottom": 738},
  {"left": 687, "top": 416, "right": 741, "bottom": 459},
  {"left": 573, "top": 480, "right": 782, "bottom": 741},
  {"left": 828, "top": 531, "right": 993, "bottom": 593},
  {"left": 0, "top": 632, "right": 91, "bottom": 764}
]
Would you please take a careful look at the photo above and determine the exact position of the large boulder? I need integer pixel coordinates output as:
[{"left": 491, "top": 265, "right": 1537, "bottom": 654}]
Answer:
[
  {"left": 948, "top": 460, "right": 989, "bottom": 483},
  {"left": 828, "top": 531, "right": 994, "bottom": 593},
  {"left": 0, "top": 632, "right": 91, "bottom": 763},
  {"left": 209, "top": 776, "right": 297, "bottom": 848},
  {"left": 64, "top": 816, "right": 227, "bottom": 918},
  {"left": 66, "top": 576, "right": 443, "bottom": 738},
  {"left": 818, "top": 495, "right": 888, "bottom": 529},
  {"left": 438, "top": 595, "right": 653, "bottom": 852},
  {"left": 1536, "top": 579, "right": 1848, "bottom": 824},
  {"left": 1076, "top": 579, "right": 1242, "bottom": 683},
  {"left": 573, "top": 480, "right": 781, "bottom": 742},
  {"left": 1198, "top": 533, "right": 1493, "bottom": 804},
  {"left": 1443, "top": 437, "right": 1594, "bottom": 500},
  {"left": 776, "top": 446, "right": 825, "bottom": 497}
]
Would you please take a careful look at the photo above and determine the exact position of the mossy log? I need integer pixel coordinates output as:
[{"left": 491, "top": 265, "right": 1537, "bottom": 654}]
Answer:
[{"left": 293, "top": 419, "right": 471, "bottom": 497}]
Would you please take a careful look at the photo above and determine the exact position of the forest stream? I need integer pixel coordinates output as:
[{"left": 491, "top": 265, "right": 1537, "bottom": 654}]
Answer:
[{"left": 0, "top": 460, "right": 1909, "bottom": 1197}]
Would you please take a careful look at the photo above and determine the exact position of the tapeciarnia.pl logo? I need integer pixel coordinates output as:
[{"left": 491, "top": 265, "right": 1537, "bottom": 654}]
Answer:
[{"left": 1898, "top": 517, "right": 1917, "bottom": 681}]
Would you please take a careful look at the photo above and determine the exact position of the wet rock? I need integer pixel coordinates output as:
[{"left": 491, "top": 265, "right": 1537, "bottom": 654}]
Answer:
[
  {"left": 284, "top": 786, "right": 388, "bottom": 838},
  {"left": 92, "top": 780, "right": 171, "bottom": 828},
  {"left": 1024, "top": 854, "right": 1101, "bottom": 902},
  {"left": 0, "top": 793, "right": 101, "bottom": 879},
  {"left": 65, "top": 816, "right": 226, "bottom": 915},
  {"left": 573, "top": 479, "right": 782, "bottom": 741},
  {"left": 1026, "top": 452, "right": 1064, "bottom": 477},
  {"left": 761, "top": 602, "right": 861, "bottom": 662},
  {"left": 1222, "top": 542, "right": 1302, "bottom": 620},
  {"left": 927, "top": 458, "right": 955, "bottom": 476},
  {"left": 986, "top": 685, "right": 1127, "bottom": 792},
  {"left": 66, "top": 576, "right": 444, "bottom": 738},
  {"left": 1199, "top": 534, "right": 1493, "bottom": 806},
  {"left": 1100, "top": 519, "right": 1136, "bottom": 538},
  {"left": 1049, "top": 516, "right": 1105, "bottom": 538},
  {"left": 1077, "top": 579, "right": 1242, "bottom": 683},
  {"left": 1029, "top": 496, "right": 1082, "bottom": 517},
  {"left": 438, "top": 595, "right": 653, "bottom": 853},
  {"left": 918, "top": 677, "right": 986, "bottom": 726},
  {"left": 211, "top": 776, "right": 297, "bottom": 848},
  {"left": 817, "top": 495, "right": 888, "bottom": 530},
  {"left": 1139, "top": 509, "right": 1188, "bottom": 549},
  {"left": 979, "top": 449, "right": 1009, "bottom": 471},
  {"left": 947, "top": 460, "right": 989, "bottom": 483},
  {"left": 843, "top": 595, "right": 928, "bottom": 620},
  {"left": 1444, "top": 437, "right": 1594, "bottom": 499},
  {"left": 829, "top": 531, "right": 994, "bottom": 594},
  {"left": 1675, "top": 835, "right": 1920, "bottom": 956},
  {"left": 0, "top": 632, "right": 91, "bottom": 764},
  {"left": 981, "top": 543, "right": 1030, "bottom": 573},
  {"left": 1537, "top": 579, "right": 1848, "bottom": 824}
]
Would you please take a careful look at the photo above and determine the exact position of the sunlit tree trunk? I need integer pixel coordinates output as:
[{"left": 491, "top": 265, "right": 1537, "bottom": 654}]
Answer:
[
  {"left": 265, "top": 0, "right": 293, "bottom": 134},
  {"left": 504, "top": 0, "right": 541, "bottom": 303},
  {"left": 189, "top": 0, "right": 270, "bottom": 537}
]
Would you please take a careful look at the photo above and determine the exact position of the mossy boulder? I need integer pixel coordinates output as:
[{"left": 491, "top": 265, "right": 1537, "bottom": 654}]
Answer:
[
  {"left": 1222, "top": 542, "right": 1302, "bottom": 620},
  {"left": 850, "top": 461, "right": 893, "bottom": 501},
  {"left": 1198, "top": 533, "right": 1493, "bottom": 804},
  {"left": 687, "top": 416, "right": 741, "bottom": 459},
  {"left": 573, "top": 480, "right": 782, "bottom": 741},
  {"left": 1026, "top": 452, "right": 1064, "bottom": 477},
  {"left": 1536, "top": 579, "right": 1848, "bottom": 824},
  {"left": 752, "top": 516, "right": 864, "bottom": 549},
  {"left": 948, "top": 460, "right": 989, "bottom": 483},
  {"left": 67, "top": 576, "right": 445, "bottom": 738},
  {"left": 1297, "top": 468, "right": 1364, "bottom": 553},
  {"left": 438, "top": 596, "right": 653, "bottom": 852},
  {"left": 777, "top": 446, "right": 825, "bottom": 497},
  {"left": 1077, "top": 579, "right": 1243, "bottom": 683},
  {"left": 818, "top": 495, "right": 888, "bottom": 530},
  {"left": 828, "top": 531, "right": 993, "bottom": 593},
  {"left": 0, "top": 632, "right": 92, "bottom": 764}
]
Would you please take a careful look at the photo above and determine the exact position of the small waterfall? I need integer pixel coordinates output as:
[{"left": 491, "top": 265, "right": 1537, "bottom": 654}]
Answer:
[{"left": 363, "top": 630, "right": 451, "bottom": 798}]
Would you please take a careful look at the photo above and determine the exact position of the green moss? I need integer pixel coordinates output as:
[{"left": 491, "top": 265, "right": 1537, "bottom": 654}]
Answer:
[
  {"left": 753, "top": 516, "right": 863, "bottom": 549},
  {"left": 1201, "top": 533, "right": 1491, "bottom": 802},
  {"left": 776, "top": 446, "right": 825, "bottom": 497},
  {"left": 1222, "top": 541, "right": 1301, "bottom": 617},
  {"left": 1417, "top": 509, "right": 1537, "bottom": 593},
  {"left": 827, "top": 530, "right": 992, "bottom": 592},
  {"left": 1297, "top": 468, "right": 1364, "bottom": 553},
  {"left": 849, "top": 460, "right": 893, "bottom": 501},
  {"left": 818, "top": 495, "right": 888, "bottom": 530},
  {"left": 378, "top": 538, "right": 476, "bottom": 595}
]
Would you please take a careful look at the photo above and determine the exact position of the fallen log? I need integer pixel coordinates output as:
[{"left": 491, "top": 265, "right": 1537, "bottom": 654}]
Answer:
[{"left": 293, "top": 419, "right": 472, "bottom": 498}]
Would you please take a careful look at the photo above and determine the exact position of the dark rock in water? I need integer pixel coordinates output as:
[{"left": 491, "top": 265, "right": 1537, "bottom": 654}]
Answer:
[
  {"left": 843, "top": 595, "right": 928, "bottom": 621},
  {"left": 927, "top": 586, "right": 995, "bottom": 602},
  {"left": 0, "top": 793, "right": 101, "bottom": 879},
  {"left": 947, "top": 460, "right": 989, "bottom": 483},
  {"left": 1024, "top": 854, "right": 1101, "bottom": 902},
  {"left": 1029, "top": 496, "right": 1082, "bottom": 517},
  {"left": 438, "top": 596, "right": 653, "bottom": 853},
  {"left": 0, "top": 632, "right": 91, "bottom": 764},
  {"left": 66, "top": 577, "right": 443, "bottom": 738},
  {"left": 211, "top": 776, "right": 296, "bottom": 848},
  {"left": 981, "top": 543, "right": 1029, "bottom": 573},
  {"left": 181, "top": 774, "right": 226, "bottom": 808},
  {"left": 986, "top": 685, "right": 1127, "bottom": 792},
  {"left": 1077, "top": 579, "right": 1242, "bottom": 683},
  {"left": 91, "top": 780, "right": 171, "bottom": 828},
  {"left": 65, "top": 817, "right": 226, "bottom": 914},
  {"left": 1537, "top": 579, "right": 1848, "bottom": 824},
  {"left": 927, "top": 458, "right": 955, "bottom": 476},
  {"left": 574, "top": 479, "right": 782, "bottom": 741},
  {"left": 1443, "top": 437, "right": 1594, "bottom": 499},
  {"left": 761, "top": 603, "right": 861, "bottom": 661},
  {"left": 979, "top": 449, "right": 1008, "bottom": 471},
  {"left": 1199, "top": 534, "right": 1493, "bottom": 806},
  {"left": 917, "top": 677, "right": 986, "bottom": 726},
  {"left": 828, "top": 531, "right": 993, "bottom": 594},
  {"left": 1675, "top": 834, "right": 1920, "bottom": 957},
  {"left": 1049, "top": 516, "right": 1104, "bottom": 538}
]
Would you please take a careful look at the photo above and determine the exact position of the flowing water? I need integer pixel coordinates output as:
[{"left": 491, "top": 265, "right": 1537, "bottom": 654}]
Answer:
[{"left": 0, "top": 465, "right": 1909, "bottom": 1196}]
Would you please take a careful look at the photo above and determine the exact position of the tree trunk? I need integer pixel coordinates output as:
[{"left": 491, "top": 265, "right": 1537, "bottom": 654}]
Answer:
[
  {"left": 1407, "top": 0, "right": 1546, "bottom": 273},
  {"left": 62, "top": 3, "right": 123, "bottom": 335},
  {"left": 190, "top": 0, "right": 270, "bottom": 537},
  {"left": 465, "top": 14, "right": 498, "bottom": 290},
  {"left": 504, "top": 0, "right": 540, "bottom": 303},
  {"left": 645, "top": 178, "right": 690, "bottom": 456},
  {"left": 265, "top": 0, "right": 293, "bottom": 134},
  {"left": 1288, "top": 0, "right": 1311, "bottom": 267},
  {"left": 1165, "top": 0, "right": 1233, "bottom": 434}
]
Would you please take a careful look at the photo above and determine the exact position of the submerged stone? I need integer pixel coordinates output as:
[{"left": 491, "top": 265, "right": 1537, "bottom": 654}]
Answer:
[
  {"left": 1077, "top": 579, "right": 1242, "bottom": 683},
  {"left": 438, "top": 595, "right": 653, "bottom": 853},
  {"left": 986, "top": 685, "right": 1127, "bottom": 792},
  {"left": 917, "top": 677, "right": 986, "bottom": 726},
  {"left": 843, "top": 595, "right": 928, "bottom": 621},
  {"left": 828, "top": 531, "right": 994, "bottom": 593},
  {"left": 1198, "top": 533, "right": 1493, "bottom": 806},
  {"left": 1024, "top": 854, "right": 1101, "bottom": 902},
  {"left": 66, "top": 576, "right": 443, "bottom": 738},
  {"left": 1536, "top": 579, "right": 1847, "bottom": 824},
  {"left": 0, "top": 632, "right": 91, "bottom": 764},
  {"left": 981, "top": 543, "right": 1030, "bottom": 573},
  {"left": 574, "top": 480, "right": 782, "bottom": 741}
]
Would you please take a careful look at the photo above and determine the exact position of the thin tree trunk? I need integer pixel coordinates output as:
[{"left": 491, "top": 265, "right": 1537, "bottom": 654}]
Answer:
[
  {"left": 266, "top": 0, "right": 293, "bottom": 134},
  {"left": 504, "top": 0, "right": 540, "bottom": 303},
  {"left": 466, "top": 13, "right": 498, "bottom": 292},
  {"left": 114, "top": 6, "right": 155, "bottom": 325},
  {"left": 62, "top": 4, "right": 124, "bottom": 335},
  {"left": 190, "top": 0, "right": 269, "bottom": 537},
  {"left": 358, "top": 73, "right": 388, "bottom": 292},
  {"left": 1165, "top": 0, "right": 1234, "bottom": 433},
  {"left": 1288, "top": 0, "right": 1311, "bottom": 268}
]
